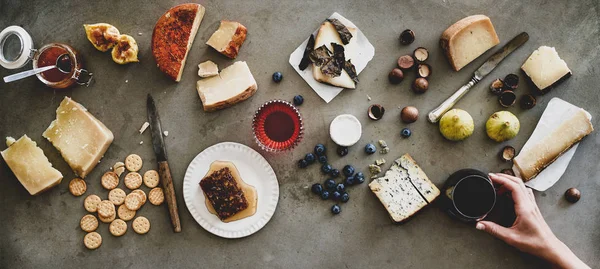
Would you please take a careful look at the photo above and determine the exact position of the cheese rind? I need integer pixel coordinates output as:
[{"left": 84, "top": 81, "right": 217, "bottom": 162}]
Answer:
[
  {"left": 196, "top": 61, "right": 257, "bottom": 112},
  {"left": 206, "top": 21, "right": 247, "bottom": 59},
  {"left": 197, "top": 60, "right": 219, "bottom": 78},
  {"left": 1, "top": 135, "right": 63, "bottom": 195},
  {"left": 440, "top": 15, "right": 500, "bottom": 71},
  {"left": 43, "top": 97, "right": 114, "bottom": 178},
  {"left": 521, "top": 46, "right": 571, "bottom": 93},
  {"left": 312, "top": 21, "right": 357, "bottom": 89}
]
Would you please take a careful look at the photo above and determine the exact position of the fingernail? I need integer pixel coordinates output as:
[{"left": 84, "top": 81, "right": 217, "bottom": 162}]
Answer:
[
  {"left": 475, "top": 223, "right": 485, "bottom": 230},
  {"left": 488, "top": 173, "right": 495, "bottom": 177}
]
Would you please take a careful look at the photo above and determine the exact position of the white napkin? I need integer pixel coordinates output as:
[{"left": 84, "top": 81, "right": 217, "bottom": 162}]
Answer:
[
  {"left": 515, "top": 98, "right": 592, "bottom": 191},
  {"left": 288, "top": 12, "right": 375, "bottom": 103}
]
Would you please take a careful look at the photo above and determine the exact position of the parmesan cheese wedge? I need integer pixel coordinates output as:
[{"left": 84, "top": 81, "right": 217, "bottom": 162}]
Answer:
[
  {"left": 1, "top": 135, "right": 63, "bottom": 195},
  {"left": 206, "top": 21, "right": 247, "bottom": 59},
  {"left": 196, "top": 61, "right": 257, "bottom": 112},
  {"left": 312, "top": 21, "right": 358, "bottom": 89},
  {"left": 521, "top": 46, "right": 571, "bottom": 93}
]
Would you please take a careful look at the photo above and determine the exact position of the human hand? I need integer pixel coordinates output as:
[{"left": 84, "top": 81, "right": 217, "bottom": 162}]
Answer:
[{"left": 476, "top": 173, "right": 589, "bottom": 269}]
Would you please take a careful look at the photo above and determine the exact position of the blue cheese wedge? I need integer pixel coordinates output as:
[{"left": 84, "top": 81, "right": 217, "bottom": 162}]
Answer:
[
  {"left": 369, "top": 154, "right": 440, "bottom": 222},
  {"left": 521, "top": 46, "right": 571, "bottom": 93}
]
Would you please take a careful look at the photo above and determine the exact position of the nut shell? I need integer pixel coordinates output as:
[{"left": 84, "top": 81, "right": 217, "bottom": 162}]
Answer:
[
  {"left": 503, "top": 74, "right": 519, "bottom": 90},
  {"left": 520, "top": 94, "right": 537, "bottom": 109},
  {"left": 490, "top": 79, "right": 504, "bottom": 95},
  {"left": 397, "top": 55, "right": 415, "bottom": 70},
  {"left": 413, "top": 47, "right": 429, "bottom": 62},
  {"left": 499, "top": 90, "right": 516, "bottom": 107},
  {"left": 388, "top": 68, "right": 404, "bottom": 84},
  {"left": 400, "top": 106, "right": 419, "bottom": 123},
  {"left": 564, "top": 188, "right": 581, "bottom": 203},
  {"left": 412, "top": 78, "right": 429, "bottom": 94},
  {"left": 368, "top": 104, "right": 385, "bottom": 121},
  {"left": 399, "top": 29, "right": 415, "bottom": 45},
  {"left": 500, "top": 168, "right": 515, "bottom": 176},
  {"left": 417, "top": 63, "right": 432, "bottom": 78},
  {"left": 500, "top": 146, "right": 516, "bottom": 162}
]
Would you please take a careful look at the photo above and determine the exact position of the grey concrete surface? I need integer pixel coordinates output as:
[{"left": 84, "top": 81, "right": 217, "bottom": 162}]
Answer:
[{"left": 1, "top": 0, "right": 599, "bottom": 268}]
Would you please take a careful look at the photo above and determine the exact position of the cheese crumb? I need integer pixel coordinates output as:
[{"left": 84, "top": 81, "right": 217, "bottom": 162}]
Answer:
[
  {"left": 367, "top": 94, "right": 372, "bottom": 101},
  {"left": 138, "top": 32, "right": 142, "bottom": 36},
  {"left": 163, "top": 131, "right": 169, "bottom": 137},
  {"left": 139, "top": 122, "right": 150, "bottom": 134},
  {"left": 375, "top": 158, "right": 386, "bottom": 166},
  {"left": 125, "top": 80, "right": 128, "bottom": 83},
  {"left": 139, "top": 141, "right": 143, "bottom": 145},
  {"left": 5, "top": 136, "right": 16, "bottom": 147}
]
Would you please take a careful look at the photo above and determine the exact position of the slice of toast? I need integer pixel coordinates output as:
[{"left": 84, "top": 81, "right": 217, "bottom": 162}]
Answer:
[
  {"left": 312, "top": 21, "right": 357, "bottom": 89},
  {"left": 199, "top": 166, "right": 249, "bottom": 220}
]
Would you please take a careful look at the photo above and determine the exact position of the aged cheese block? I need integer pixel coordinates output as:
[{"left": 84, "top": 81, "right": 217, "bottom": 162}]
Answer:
[
  {"left": 521, "top": 46, "right": 571, "bottom": 93},
  {"left": 398, "top": 154, "right": 440, "bottom": 202},
  {"left": 1, "top": 135, "right": 63, "bottom": 195},
  {"left": 513, "top": 109, "right": 593, "bottom": 181},
  {"left": 206, "top": 21, "right": 247, "bottom": 59},
  {"left": 312, "top": 21, "right": 357, "bottom": 89},
  {"left": 43, "top": 97, "right": 114, "bottom": 178},
  {"left": 440, "top": 15, "right": 500, "bottom": 71},
  {"left": 152, "top": 3, "right": 206, "bottom": 82},
  {"left": 197, "top": 60, "right": 218, "bottom": 78},
  {"left": 196, "top": 61, "right": 257, "bottom": 112}
]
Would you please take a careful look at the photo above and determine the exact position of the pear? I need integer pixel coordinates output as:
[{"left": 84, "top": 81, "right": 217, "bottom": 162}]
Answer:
[
  {"left": 486, "top": 111, "right": 520, "bottom": 142},
  {"left": 83, "top": 23, "right": 120, "bottom": 52},
  {"left": 439, "top": 109, "right": 474, "bottom": 141},
  {"left": 111, "top": 35, "right": 139, "bottom": 64}
]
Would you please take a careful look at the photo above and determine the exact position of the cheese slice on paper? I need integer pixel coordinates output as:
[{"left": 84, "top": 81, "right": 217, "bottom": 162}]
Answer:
[
  {"left": 43, "top": 97, "right": 114, "bottom": 178},
  {"left": 1, "top": 135, "right": 63, "bottom": 195},
  {"left": 196, "top": 61, "right": 257, "bottom": 112},
  {"left": 312, "top": 21, "right": 358, "bottom": 89}
]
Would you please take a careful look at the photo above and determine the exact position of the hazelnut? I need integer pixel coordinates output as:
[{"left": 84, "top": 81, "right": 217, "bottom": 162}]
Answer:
[
  {"left": 503, "top": 74, "right": 519, "bottom": 90},
  {"left": 417, "top": 63, "right": 432, "bottom": 78},
  {"left": 412, "top": 78, "right": 429, "bottom": 94},
  {"left": 500, "top": 169, "right": 515, "bottom": 176},
  {"left": 520, "top": 94, "right": 537, "bottom": 109},
  {"left": 564, "top": 188, "right": 581, "bottom": 203},
  {"left": 490, "top": 79, "right": 504, "bottom": 95},
  {"left": 399, "top": 29, "right": 415, "bottom": 45},
  {"left": 401, "top": 106, "right": 419, "bottom": 123},
  {"left": 397, "top": 55, "right": 415, "bottom": 70},
  {"left": 388, "top": 68, "right": 404, "bottom": 84},
  {"left": 413, "top": 47, "right": 429, "bottom": 62},
  {"left": 500, "top": 146, "right": 516, "bottom": 162},
  {"left": 368, "top": 104, "right": 385, "bottom": 121},
  {"left": 499, "top": 90, "right": 516, "bottom": 107}
]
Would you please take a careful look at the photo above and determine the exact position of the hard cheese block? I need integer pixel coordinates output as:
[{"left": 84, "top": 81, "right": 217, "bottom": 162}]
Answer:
[
  {"left": 1, "top": 135, "right": 63, "bottom": 195},
  {"left": 43, "top": 97, "right": 114, "bottom": 178},
  {"left": 440, "top": 15, "right": 500, "bottom": 71},
  {"left": 196, "top": 61, "right": 257, "bottom": 112},
  {"left": 369, "top": 154, "right": 440, "bottom": 222},
  {"left": 206, "top": 21, "right": 247, "bottom": 59},
  {"left": 312, "top": 21, "right": 358, "bottom": 89},
  {"left": 521, "top": 46, "right": 571, "bottom": 93}
]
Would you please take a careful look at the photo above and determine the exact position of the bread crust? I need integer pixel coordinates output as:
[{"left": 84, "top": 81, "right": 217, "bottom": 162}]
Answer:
[
  {"left": 201, "top": 84, "right": 257, "bottom": 112},
  {"left": 440, "top": 15, "right": 499, "bottom": 71},
  {"left": 221, "top": 21, "right": 247, "bottom": 59}
]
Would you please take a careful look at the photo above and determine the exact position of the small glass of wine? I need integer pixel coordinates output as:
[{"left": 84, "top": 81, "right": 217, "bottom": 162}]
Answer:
[{"left": 252, "top": 100, "right": 303, "bottom": 152}]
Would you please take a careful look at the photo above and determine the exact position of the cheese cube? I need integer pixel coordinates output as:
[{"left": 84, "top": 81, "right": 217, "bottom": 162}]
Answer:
[
  {"left": 206, "top": 21, "right": 247, "bottom": 59},
  {"left": 196, "top": 61, "right": 257, "bottom": 112},
  {"left": 1, "top": 135, "right": 63, "bottom": 195},
  {"left": 197, "top": 60, "right": 219, "bottom": 78},
  {"left": 521, "top": 46, "right": 571, "bottom": 93},
  {"left": 440, "top": 15, "right": 500, "bottom": 71},
  {"left": 43, "top": 97, "right": 114, "bottom": 178}
]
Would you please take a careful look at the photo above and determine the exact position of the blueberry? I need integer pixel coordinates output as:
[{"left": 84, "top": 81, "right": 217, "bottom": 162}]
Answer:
[
  {"left": 304, "top": 153, "right": 316, "bottom": 164},
  {"left": 324, "top": 179, "right": 336, "bottom": 190},
  {"left": 272, "top": 72, "right": 283, "bottom": 82},
  {"left": 321, "top": 190, "right": 330, "bottom": 200},
  {"left": 365, "top": 143, "right": 376, "bottom": 154},
  {"left": 337, "top": 146, "right": 348, "bottom": 157},
  {"left": 336, "top": 183, "right": 345, "bottom": 192},
  {"left": 330, "top": 169, "right": 340, "bottom": 178},
  {"left": 344, "top": 176, "right": 355, "bottom": 186},
  {"left": 331, "top": 204, "right": 341, "bottom": 214},
  {"left": 297, "top": 159, "right": 308, "bottom": 168},
  {"left": 341, "top": 192, "right": 350, "bottom": 203},
  {"left": 314, "top": 144, "right": 326, "bottom": 156},
  {"left": 355, "top": 176, "right": 365, "bottom": 184},
  {"left": 355, "top": 172, "right": 365, "bottom": 180},
  {"left": 311, "top": 183, "right": 323, "bottom": 195},
  {"left": 318, "top": 155, "right": 328, "bottom": 164},
  {"left": 293, "top": 95, "right": 304, "bottom": 106},
  {"left": 342, "top": 165, "right": 355, "bottom": 177},
  {"left": 321, "top": 164, "right": 332, "bottom": 174},
  {"left": 332, "top": 191, "right": 342, "bottom": 201},
  {"left": 401, "top": 128, "right": 412, "bottom": 138}
]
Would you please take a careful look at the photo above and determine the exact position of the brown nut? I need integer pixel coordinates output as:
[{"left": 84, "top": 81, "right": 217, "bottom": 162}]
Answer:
[
  {"left": 399, "top": 29, "right": 415, "bottom": 45},
  {"left": 413, "top": 47, "right": 429, "bottom": 62},
  {"left": 500, "top": 146, "right": 516, "bottom": 162},
  {"left": 400, "top": 106, "right": 419, "bottom": 123},
  {"left": 412, "top": 78, "right": 428, "bottom": 94},
  {"left": 499, "top": 90, "right": 516, "bottom": 107},
  {"left": 397, "top": 55, "right": 415, "bottom": 70},
  {"left": 564, "top": 188, "right": 581, "bottom": 203},
  {"left": 368, "top": 104, "right": 385, "bottom": 121},
  {"left": 503, "top": 74, "right": 519, "bottom": 90},
  {"left": 417, "top": 63, "right": 432, "bottom": 78},
  {"left": 520, "top": 94, "right": 537, "bottom": 109},
  {"left": 500, "top": 168, "right": 515, "bottom": 176},
  {"left": 388, "top": 68, "right": 404, "bottom": 84},
  {"left": 490, "top": 79, "right": 504, "bottom": 95}
]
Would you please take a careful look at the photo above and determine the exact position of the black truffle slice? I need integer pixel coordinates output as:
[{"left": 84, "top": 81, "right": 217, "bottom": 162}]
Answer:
[
  {"left": 309, "top": 45, "right": 332, "bottom": 67},
  {"left": 327, "top": 18, "right": 353, "bottom": 45},
  {"left": 344, "top": 59, "right": 359, "bottom": 84},
  {"left": 321, "top": 43, "right": 345, "bottom": 78},
  {"left": 298, "top": 34, "right": 315, "bottom": 70}
]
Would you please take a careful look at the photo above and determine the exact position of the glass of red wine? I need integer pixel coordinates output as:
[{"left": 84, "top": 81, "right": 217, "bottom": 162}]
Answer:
[
  {"left": 252, "top": 100, "right": 303, "bottom": 152},
  {"left": 441, "top": 169, "right": 497, "bottom": 222}
]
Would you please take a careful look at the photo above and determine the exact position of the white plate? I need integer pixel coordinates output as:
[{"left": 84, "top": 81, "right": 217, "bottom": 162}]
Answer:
[{"left": 183, "top": 142, "right": 279, "bottom": 238}]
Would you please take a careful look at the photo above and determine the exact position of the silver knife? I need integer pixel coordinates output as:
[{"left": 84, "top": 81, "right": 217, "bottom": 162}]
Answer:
[
  {"left": 427, "top": 32, "right": 529, "bottom": 123},
  {"left": 147, "top": 94, "right": 182, "bottom": 232}
]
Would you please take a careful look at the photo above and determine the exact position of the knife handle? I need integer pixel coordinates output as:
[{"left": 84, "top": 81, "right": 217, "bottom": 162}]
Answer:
[
  {"left": 158, "top": 161, "right": 182, "bottom": 233},
  {"left": 427, "top": 77, "right": 479, "bottom": 123}
]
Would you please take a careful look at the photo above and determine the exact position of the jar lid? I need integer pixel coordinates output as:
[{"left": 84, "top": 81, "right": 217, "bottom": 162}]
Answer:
[{"left": 0, "top": 26, "right": 34, "bottom": 69}]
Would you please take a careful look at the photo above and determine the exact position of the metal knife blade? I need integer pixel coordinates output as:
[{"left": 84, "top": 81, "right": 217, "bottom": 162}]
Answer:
[
  {"left": 147, "top": 94, "right": 167, "bottom": 162},
  {"left": 474, "top": 32, "right": 529, "bottom": 80}
]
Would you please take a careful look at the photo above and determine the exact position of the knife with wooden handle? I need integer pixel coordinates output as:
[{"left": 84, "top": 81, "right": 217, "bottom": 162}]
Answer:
[{"left": 147, "top": 94, "right": 182, "bottom": 232}]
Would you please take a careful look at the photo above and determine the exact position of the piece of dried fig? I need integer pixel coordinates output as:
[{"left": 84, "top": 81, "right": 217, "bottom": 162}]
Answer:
[
  {"left": 111, "top": 35, "right": 139, "bottom": 64},
  {"left": 83, "top": 23, "right": 120, "bottom": 52}
]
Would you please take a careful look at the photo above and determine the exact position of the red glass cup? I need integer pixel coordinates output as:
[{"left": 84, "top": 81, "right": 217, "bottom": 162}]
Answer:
[{"left": 252, "top": 100, "right": 303, "bottom": 152}]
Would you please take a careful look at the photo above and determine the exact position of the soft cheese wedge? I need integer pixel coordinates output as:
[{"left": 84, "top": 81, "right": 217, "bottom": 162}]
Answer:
[
  {"left": 196, "top": 61, "right": 257, "bottom": 112},
  {"left": 312, "top": 21, "right": 357, "bottom": 89},
  {"left": 43, "top": 97, "right": 114, "bottom": 178},
  {"left": 513, "top": 109, "right": 593, "bottom": 181},
  {"left": 1, "top": 135, "right": 63, "bottom": 195},
  {"left": 203, "top": 161, "right": 257, "bottom": 222},
  {"left": 440, "top": 15, "right": 500, "bottom": 71},
  {"left": 521, "top": 46, "right": 571, "bottom": 93},
  {"left": 369, "top": 154, "right": 440, "bottom": 223},
  {"left": 206, "top": 21, "right": 247, "bottom": 59}
]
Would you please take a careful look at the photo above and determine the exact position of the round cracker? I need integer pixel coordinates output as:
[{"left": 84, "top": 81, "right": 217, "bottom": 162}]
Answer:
[
  {"left": 109, "top": 219, "right": 128, "bottom": 237},
  {"left": 84, "top": 195, "right": 102, "bottom": 213},
  {"left": 148, "top": 188, "right": 164, "bottom": 206},
  {"left": 124, "top": 193, "right": 142, "bottom": 211},
  {"left": 125, "top": 154, "right": 143, "bottom": 172},
  {"left": 80, "top": 214, "right": 98, "bottom": 232},
  {"left": 84, "top": 232, "right": 102, "bottom": 250},
  {"left": 108, "top": 188, "right": 126, "bottom": 205},
  {"left": 132, "top": 189, "right": 147, "bottom": 205},
  {"left": 99, "top": 212, "right": 116, "bottom": 223},
  {"left": 117, "top": 205, "right": 136, "bottom": 221},
  {"left": 132, "top": 216, "right": 150, "bottom": 234},
  {"left": 143, "top": 170, "right": 160, "bottom": 188},
  {"left": 124, "top": 172, "right": 142, "bottom": 190},
  {"left": 97, "top": 200, "right": 116, "bottom": 218},
  {"left": 101, "top": 171, "right": 120, "bottom": 190},
  {"left": 69, "top": 178, "right": 87, "bottom": 196}
]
